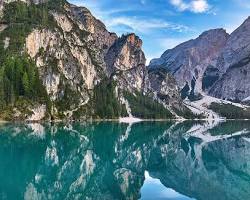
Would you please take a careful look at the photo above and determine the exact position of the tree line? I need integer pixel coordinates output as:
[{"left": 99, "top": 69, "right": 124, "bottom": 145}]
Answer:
[{"left": 0, "top": 55, "right": 48, "bottom": 110}]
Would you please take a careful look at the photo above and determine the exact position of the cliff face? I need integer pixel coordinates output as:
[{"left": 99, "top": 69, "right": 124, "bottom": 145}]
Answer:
[
  {"left": 0, "top": 0, "right": 184, "bottom": 120},
  {"left": 209, "top": 17, "right": 250, "bottom": 102},
  {"left": 149, "top": 17, "right": 250, "bottom": 103},
  {"left": 149, "top": 29, "right": 229, "bottom": 96},
  {"left": 105, "top": 33, "right": 147, "bottom": 92},
  {"left": 148, "top": 68, "right": 183, "bottom": 109},
  {"left": 22, "top": 3, "right": 112, "bottom": 118}
]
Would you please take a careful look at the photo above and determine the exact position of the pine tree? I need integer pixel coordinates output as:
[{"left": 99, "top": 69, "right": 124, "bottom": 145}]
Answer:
[
  {"left": 22, "top": 72, "right": 30, "bottom": 97},
  {"left": 0, "top": 69, "right": 5, "bottom": 109}
]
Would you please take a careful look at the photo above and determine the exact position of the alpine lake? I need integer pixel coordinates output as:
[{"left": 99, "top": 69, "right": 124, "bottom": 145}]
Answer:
[{"left": 0, "top": 120, "right": 250, "bottom": 200}]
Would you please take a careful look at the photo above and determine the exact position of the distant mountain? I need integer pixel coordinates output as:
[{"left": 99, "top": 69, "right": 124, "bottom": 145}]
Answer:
[
  {"left": 0, "top": 0, "right": 187, "bottom": 121},
  {"left": 2, "top": 0, "right": 250, "bottom": 121},
  {"left": 149, "top": 29, "right": 229, "bottom": 99},
  {"left": 209, "top": 17, "right": 250, "bottom": 102},
  {"left": 149, "top": 17, "right": 250, "bottom": 104}
]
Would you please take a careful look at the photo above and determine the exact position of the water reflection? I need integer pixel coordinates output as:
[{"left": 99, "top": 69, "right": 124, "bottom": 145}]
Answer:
[
  {"left": 0, "top": 120, "right": 249, "bottom": 200},
  {"left": 140, "top": 171, "right": 195, "bottom": 200}
]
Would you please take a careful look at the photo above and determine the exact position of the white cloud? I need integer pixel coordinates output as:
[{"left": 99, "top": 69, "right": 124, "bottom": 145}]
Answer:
[
  {"left": 169, "top": 0, "right": 210, "bottom": 13},
  {"left": 105, "top": 16, "right": 190, "bottom": 34}
]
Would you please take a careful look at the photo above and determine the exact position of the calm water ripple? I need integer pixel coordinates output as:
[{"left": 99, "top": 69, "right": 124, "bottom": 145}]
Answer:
[{"left": 0, "top": 120, "right": 250, "bottom": 200}]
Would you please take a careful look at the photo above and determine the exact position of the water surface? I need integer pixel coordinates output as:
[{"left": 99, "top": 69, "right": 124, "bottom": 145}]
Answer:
[{"left": 0, "top": 120, "right": 250, "bottom": 200}]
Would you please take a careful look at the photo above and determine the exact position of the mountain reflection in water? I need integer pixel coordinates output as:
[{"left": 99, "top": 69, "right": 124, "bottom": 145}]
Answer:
[
  {"left": 0, "top": 120, "right": 250, "bottom": 200},
  {"left": 140, "top": 171, "right": 195, "bottom": 200}
]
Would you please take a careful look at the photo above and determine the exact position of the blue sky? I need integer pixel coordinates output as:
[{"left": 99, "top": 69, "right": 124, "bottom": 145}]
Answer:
[{"left": 69, "top": 0, "right": 250, "bottom": 63}]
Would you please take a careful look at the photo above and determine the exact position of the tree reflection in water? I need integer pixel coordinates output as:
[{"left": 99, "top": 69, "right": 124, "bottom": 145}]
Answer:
[{"left": 0, "top": 120, "right": 249, "bottom": 200}]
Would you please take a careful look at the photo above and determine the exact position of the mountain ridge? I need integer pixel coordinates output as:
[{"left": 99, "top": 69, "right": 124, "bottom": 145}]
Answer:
[
  {"left": 1, "top": 0, "right": 250, "bottom": 121},
  {"left": 0, "top": 0, "right": 188, "bottom": 121},
  {"left": 149, "top": 17, "right": 250, "bottom": 104}
]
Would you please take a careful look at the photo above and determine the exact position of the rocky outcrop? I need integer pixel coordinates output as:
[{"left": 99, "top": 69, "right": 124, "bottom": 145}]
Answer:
[
  {"left": 106, "top": 33, "right": 147, "bottom": 92},
  {"left": 148, "top": 67, "right": 183, "bottom": 110},
  {"left": 149, "top": 16, "right": 250, "bottom": 104},
  {"left": 209, "top": 17, "right": 250, "bottom": 101},
  {"left": 69, "top": 5, "right": 118, "bottom": 54},
  {"left": 149, "top": 29, "right": 229, "bottom": 95},
  {"left": 0, "top": 0, "right": 188, "bottom": 120},
  {"left": 106, "top": 34, "right": 144, "bottom": 73}
]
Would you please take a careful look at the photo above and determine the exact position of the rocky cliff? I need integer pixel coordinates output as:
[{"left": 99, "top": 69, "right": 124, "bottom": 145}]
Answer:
[
  {"left": 105, "top": 33, "right": 147, "bottom": 92},
  {"left": 209, "top": 17, "right": 250, "bottom": 102},
  {"left": 0, "top": 0, "right": 185, "bottom": 120},
  {"left": 149, "top": 29, "right": 229, "bottom": 97},
  {"left": 149, "top": 16, "right": 250, "bottom": 104}
]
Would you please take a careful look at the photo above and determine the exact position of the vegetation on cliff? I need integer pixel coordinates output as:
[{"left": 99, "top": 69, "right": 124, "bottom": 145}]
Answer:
[
  {"left": 0, "top": 1, "right": 61, "bottom": 120},
  {"left": 0, "top": 1, "right": 206, "bottom": 120},
  {"left": 209, "top": 102, "right": 250, "bottom": 119},
  {"left": 124, "top": 91, "right": 173, "bottom": 119},
  {"left": 0, "top": 55, "right": 50, "bottom": 120},
  {"left": 72, "top": 79, "right": 127, "bottom": 119}
]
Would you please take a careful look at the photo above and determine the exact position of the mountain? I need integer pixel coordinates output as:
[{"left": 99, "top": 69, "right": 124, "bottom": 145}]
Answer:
[
  {"left": 0, "top": 0, "right": 187, "bottom": 121},
  {"left": 149, "top": 28, "right": 229, "bottom": 99},
  {"left": 208, "top": 17, "right": 250, "bottom": 102},
  {"left": 149, "top": 17, "right": 250, "bottom": 104}
]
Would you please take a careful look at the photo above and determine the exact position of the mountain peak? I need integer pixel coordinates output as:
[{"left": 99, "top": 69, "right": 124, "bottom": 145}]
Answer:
[
  {"left": 241, "top": 16, "right": 250, "bottom": 25},
  {"left": 198, "top": 28, "right": 228, "bottom": 39},
  {"left": 121, "top": 33, "right": 143, "bottom": 48},
  {"left": 230, "top": 16, "right": 250, "bottom": 36}
]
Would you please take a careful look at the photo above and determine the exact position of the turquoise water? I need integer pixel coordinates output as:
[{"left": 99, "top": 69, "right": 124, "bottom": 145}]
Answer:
[{"left": 0, "top": 120, "right": 250, "bottom": 200}]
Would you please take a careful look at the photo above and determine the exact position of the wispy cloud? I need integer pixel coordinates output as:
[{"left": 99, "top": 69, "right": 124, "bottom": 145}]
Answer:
[
  {"left": 70, "top": 0, "right": 191, "bottom": 35},
  {"left": 169, "top": 0, "right": 210, "bottom": 13},
  {"left": 70, "top": 0, "right": 143, "bottom": 19},
  {"left": 105, "top": 17, "right": 190, "bottom": 34}
]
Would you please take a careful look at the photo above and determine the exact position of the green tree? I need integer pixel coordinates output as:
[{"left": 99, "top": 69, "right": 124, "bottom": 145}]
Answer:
[
  {"left": 0, "top": 69, "right": 5, "bottom": 109},
  {"left": 22, "top": 72, "right": 30, "bottom": 96}
]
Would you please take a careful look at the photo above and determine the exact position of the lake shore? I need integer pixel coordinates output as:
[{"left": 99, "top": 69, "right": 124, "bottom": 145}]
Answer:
[{"left": 1, "top": 117, "right": 250, "bottom": 124}]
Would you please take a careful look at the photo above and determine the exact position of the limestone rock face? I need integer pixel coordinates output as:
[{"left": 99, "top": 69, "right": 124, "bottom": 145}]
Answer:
[
  {"left": 1, "top": 0, "right": 185, "bottom": 120},
  {"left": 148, "top": 68, "right": 183, "bottom": 109},
  {"left": 106, "top": 34, "right": 145, "bottom": 73},
  {"left": 24, "top": 6, "right": 104, "bottom": 116},
  {"left": 149, "top": 29, "right": 229, "bottom": 94},
  {"left": 69, "top": 5, "right": 118, "bottom": 54},
  {"left": 106, "top": 34, "right": 147, "bottom": 92},
  {"left": 209, "top": 17, "right": 250, "bottom": 101},
  {"left": 106, "top": 34, "right": 183, "bottom": 113},
  {"left": 149, "top": 16, "right": 250, "bottom": 103}
]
